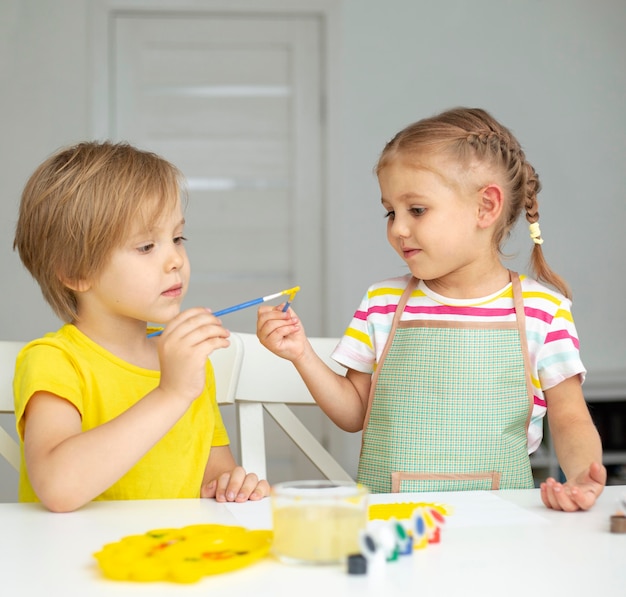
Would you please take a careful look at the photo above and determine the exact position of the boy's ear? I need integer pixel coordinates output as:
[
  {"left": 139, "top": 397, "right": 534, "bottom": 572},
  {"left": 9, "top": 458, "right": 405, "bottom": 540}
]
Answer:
[
  {"left": 477, "top": 184, "right": 504, "bottom": 228},
  {"left": 58, "top": 272, "right": 91, "bottom": 293}
]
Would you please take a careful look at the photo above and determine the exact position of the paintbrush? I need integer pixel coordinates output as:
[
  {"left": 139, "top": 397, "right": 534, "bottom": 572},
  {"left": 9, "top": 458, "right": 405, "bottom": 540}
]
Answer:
[{"left": 147, "top": 286, "right": 301, "bottom": 337}]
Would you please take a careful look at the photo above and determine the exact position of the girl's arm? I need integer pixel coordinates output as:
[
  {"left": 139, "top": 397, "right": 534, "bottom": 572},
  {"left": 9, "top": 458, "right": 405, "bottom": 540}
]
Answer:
[
  {"left": 292, "top": 344, "right": 371, "bottom": 432},
  {"left": 199, "top": 445, "right": 269, "bottom": 502},
  {"left": 257, "top": 305, "right": 371, "bottom": 432},
  {"left": 540, "top": 375, "right": 606, "bottom": 511}
]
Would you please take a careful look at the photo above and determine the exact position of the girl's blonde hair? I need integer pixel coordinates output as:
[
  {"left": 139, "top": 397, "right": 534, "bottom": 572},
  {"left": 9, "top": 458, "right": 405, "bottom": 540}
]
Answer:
[
  {"left": 377, "top": 107, "right": 571, "bottom": 298},
  {"left": 14, "top": 141, "right": 186, "bottom": 322}
]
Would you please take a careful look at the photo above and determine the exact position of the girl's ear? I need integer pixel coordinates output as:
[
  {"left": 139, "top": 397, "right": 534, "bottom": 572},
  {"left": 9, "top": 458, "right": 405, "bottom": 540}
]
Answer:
[{"left": 477, "top": 184, "right": 504, "bottom": 228}]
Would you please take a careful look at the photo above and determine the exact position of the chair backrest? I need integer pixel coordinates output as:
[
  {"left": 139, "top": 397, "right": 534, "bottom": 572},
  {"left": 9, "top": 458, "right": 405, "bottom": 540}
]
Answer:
[
  {"left": 234, "top": 332, "right": 353, "bottom": 482},
  {"left": 209, "top": 332, "right": 244, "bottom": 405},
  {"left": 0, "top": 341, "right": 26, "bottom": 471}
]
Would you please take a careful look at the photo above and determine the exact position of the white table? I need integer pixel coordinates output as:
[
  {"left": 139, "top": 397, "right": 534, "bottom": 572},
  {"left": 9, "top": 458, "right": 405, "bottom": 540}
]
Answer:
[{"left": 1, "top": 486, "right": 625, "bottom": 597}]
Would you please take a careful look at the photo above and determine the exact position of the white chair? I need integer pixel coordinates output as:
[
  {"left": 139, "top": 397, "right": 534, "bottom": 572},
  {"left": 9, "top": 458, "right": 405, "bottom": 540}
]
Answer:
[
  {"left": 0, "top": 341, "right": 26, "bottom": 471},
  {"left": 234, "top": 332, "right": 353, "bottom": 482},
  {"left": 0, "top": 336, "right": 243, "bottom": 472},
  {"left": 210, "top": 332, "right": 244, "bottom": 406}
]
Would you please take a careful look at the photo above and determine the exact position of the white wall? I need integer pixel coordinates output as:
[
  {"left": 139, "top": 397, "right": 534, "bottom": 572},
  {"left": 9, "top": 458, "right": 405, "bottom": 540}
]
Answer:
[
  {"left": 1, "top": 0, "right": 625, "bottom": 500},
  {"left": 1, "top": 0, "right": 90, "bottom": 340}
]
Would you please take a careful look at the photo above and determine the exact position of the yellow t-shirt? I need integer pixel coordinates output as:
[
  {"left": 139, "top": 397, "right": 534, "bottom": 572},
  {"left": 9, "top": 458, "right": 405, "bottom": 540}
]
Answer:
[{"left": 14, "top": 324, "right": 229, "bottom": 502}]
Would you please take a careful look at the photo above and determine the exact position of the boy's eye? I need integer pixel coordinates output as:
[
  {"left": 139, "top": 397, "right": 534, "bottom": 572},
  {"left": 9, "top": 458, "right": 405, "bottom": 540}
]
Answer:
[
  {"left": 384, "top": 211, "right": 395, "bottom": 220},
  {"left": 137, "top": 243, "right": 154, "bottom": 254},
  {"left": 174, "top": 235, "right": 188, "bottom": 245},
  {"left": 410, "top": 207, "right": 426, "bottom": 216}
]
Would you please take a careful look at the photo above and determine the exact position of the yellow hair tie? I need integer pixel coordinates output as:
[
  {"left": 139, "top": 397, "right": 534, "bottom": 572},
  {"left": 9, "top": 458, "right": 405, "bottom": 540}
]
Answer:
[{"left": 529, "top": 222, "right": 544, "bottom": 245}]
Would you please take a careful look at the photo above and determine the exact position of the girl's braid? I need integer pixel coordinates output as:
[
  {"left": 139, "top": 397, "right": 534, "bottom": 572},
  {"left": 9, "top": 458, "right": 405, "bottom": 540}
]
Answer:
[{"left": 464, "top": 117, "right": 570, "bottom": 298}]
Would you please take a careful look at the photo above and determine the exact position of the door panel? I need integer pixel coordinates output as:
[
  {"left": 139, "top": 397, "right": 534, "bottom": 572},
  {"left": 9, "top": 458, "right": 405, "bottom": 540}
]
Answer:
[{"left": 113, "top": 14, "right": 323, "bottom": 334}]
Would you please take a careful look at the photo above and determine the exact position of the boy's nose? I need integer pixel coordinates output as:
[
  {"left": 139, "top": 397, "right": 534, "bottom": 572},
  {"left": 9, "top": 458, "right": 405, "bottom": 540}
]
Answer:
[
  {"left": 166, "top": 247, "right": 185, "bottom": 270},
  {"left": 391, "top": 216, "right": 409, "bottom": 238}
]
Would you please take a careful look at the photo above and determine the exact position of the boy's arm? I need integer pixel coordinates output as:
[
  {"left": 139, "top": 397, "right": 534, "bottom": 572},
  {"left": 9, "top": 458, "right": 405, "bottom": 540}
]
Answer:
[
  {"left": 541, "top": 375, "right": 606, "bottom": 511},
  {"left": 23, "top": 385, "right": 195, "bottom": 512},
  {"left": 23, "top": 307, "right": 232, "bottom": 512}
]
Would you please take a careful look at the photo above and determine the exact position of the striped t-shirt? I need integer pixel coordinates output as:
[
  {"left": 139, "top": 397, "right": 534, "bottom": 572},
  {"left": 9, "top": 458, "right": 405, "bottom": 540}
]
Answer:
[{"left": 331, "top": 273, "right": 586, "bottom": 454}]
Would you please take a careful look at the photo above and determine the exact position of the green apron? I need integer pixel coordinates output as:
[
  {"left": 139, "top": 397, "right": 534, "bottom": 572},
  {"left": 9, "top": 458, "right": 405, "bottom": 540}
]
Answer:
[{"left": 357, "top": 271, "right": 535, "bottom": 493}]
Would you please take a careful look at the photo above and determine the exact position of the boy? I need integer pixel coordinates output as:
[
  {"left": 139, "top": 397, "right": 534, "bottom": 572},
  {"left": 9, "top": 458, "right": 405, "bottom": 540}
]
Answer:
[{"left": 13, "top": 141, "right": 268, "bottom": 511}]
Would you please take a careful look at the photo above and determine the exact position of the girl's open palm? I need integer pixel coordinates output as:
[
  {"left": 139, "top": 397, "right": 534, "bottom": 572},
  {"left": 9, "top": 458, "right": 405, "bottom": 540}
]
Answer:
[{"left": 540, "top": 461, "right": 606, "bottom": 511}]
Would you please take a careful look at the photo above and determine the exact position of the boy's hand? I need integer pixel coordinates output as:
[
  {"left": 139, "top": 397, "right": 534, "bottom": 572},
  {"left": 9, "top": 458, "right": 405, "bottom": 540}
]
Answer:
[
  {"left": 156, "top": 307, "right": 230, "bottom": 403},
  {"left": 540, "top": 461, "right": 606, "bottom": 511},
  {"left": 200, "top": 466, "right": 269, "bottom": 502}
]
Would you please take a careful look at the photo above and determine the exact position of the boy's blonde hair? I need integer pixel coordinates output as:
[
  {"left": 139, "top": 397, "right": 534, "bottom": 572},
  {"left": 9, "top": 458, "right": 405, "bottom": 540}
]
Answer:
[
  {"left": 14, "top": 141, "right": 186, "bottom": 322},
  {"left": 377, "top": 107, "right": 571, "bottom": 299}
]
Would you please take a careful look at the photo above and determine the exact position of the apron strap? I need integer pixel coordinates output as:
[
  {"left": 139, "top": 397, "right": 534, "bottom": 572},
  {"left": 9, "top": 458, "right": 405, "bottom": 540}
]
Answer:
[{"left": 509, "top": 271, "right": 535, "bottom": 433}]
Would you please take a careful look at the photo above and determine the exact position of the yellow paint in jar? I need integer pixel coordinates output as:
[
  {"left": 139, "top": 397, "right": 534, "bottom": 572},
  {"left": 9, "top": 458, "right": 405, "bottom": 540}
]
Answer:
[{"left": 271, "top": 481, "right": 368, "bottom": 565}]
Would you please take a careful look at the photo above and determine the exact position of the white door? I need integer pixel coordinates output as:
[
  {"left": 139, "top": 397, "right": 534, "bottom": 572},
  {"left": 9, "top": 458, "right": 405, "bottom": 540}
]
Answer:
[
  {"left": 112, "top": 13, "right": 324, "bottom": 335},
  {"left": 107, "top": 10, "right": 331, "bottom": 481}
]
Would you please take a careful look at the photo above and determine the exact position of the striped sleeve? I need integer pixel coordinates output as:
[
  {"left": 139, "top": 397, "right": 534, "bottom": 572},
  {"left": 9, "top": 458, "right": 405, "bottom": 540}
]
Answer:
[{"left": 528, "top": 290, "right": 585, "bottom": 391}]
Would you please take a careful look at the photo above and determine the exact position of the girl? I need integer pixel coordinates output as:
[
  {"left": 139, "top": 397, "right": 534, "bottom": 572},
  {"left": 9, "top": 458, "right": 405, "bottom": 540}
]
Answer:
[
  {"left": 13, "top": 141, "right": 269, "bottom": 512},
  {"left": 257, "top": 107, "right": 605, "bottom": 511}
]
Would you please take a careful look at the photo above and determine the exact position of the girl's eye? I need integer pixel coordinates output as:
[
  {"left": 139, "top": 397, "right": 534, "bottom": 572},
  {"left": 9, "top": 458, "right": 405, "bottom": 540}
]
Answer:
[
  {"left": 410, "top": 207, "right": 426, "bottom": 216},
  {"left": 137, "top": 243, "right": 154, "bottom": 254},
  {"left": 384, "top": 211, "right": 395, "bottom": 220},
  {"left": 174, "top": 235, "right": 188, "bottom": 245}
]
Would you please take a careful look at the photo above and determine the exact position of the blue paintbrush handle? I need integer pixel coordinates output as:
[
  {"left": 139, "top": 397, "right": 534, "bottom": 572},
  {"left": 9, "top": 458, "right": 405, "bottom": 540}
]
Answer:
[
  {"left": 146, "top": 296, "right": 265, "bottom": 338},
  {"left": 213, "top": 297, "right": 263, "bottom": 317},
  {"left": 146, "top": 287, "right": 296, "bottom": 338}
]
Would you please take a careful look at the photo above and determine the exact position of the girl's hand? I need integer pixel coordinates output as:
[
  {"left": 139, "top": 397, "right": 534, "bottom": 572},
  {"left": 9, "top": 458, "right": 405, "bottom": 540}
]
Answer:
[
  {"left": 540, "top": 461, "right": 607, "bottom": 511},
  {"left": 156, "top": 307, "right": 230, "bottom": 403},
  {"left": 256, "top": 304, "right": 307, "bottom": 362},
  {"left": 200, "top": 466, "right": 269, "bottom": 502}
]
